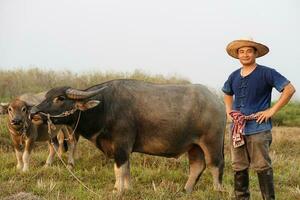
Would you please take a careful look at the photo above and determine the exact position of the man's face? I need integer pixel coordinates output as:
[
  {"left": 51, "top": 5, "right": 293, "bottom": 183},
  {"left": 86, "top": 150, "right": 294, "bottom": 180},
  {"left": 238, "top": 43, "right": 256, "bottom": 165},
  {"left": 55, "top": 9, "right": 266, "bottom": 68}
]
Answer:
[{"left": 237, "top": 46, "right": 257, "bottom": 66}]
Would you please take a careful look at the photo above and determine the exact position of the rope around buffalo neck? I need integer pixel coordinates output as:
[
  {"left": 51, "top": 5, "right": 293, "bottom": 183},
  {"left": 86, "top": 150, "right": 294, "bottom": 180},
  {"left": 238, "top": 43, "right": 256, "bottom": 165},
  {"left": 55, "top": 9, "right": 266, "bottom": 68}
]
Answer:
[
  {"left": 46, "top": 110, "right": 81, "bottom": 138},
  {"left": 8, "top": 118, "right": 30, "bottom": 138},
  {"left": 46, "top": 112, "right": 102, "bottom": 198}
]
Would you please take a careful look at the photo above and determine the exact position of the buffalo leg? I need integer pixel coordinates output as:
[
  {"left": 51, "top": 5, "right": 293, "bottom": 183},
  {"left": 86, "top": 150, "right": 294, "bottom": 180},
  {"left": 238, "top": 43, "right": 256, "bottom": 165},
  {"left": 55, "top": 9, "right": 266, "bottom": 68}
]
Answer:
[
  {"left": 184, "top": 145, "right": 206, "bottom": 193},
  {"left": 45, "top": 141, "right": 55, "bottom": 166},
  {"left": 22, "top": 139, "right": 33, "bottom": 172},
  {"left": 199, "top": 139, "right": 224, "bottom": 190},
  {"left": 57, "top": 131, "right": 65, "bottom": 158},
  {"left": 210, "top": 163, "right": 224, "bottom": 191},
  {"left": 67, "top": 132, "right": 77, "bottom": 168},
  {"left": 113, "top": 147, "right": 131, "bottom": 192},
  {"left": 114, "top": 160, "right": 130, "bottom": 192},
  {"left": 64, "top": 126, "right": 78, "bottom": 168},
  {"left": 14, "top": 148, "right": 23, "bottom": 170}
]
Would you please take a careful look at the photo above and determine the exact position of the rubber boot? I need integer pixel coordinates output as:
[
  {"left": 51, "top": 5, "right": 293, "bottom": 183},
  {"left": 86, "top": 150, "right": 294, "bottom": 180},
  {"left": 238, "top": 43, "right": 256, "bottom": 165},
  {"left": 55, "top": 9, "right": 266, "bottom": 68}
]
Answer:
[
  {"left": 257, "top": 168, "right": 275, "bottom": 200},
  {"left": 234, "top": 169, "right": 250, "bottom": 200}
]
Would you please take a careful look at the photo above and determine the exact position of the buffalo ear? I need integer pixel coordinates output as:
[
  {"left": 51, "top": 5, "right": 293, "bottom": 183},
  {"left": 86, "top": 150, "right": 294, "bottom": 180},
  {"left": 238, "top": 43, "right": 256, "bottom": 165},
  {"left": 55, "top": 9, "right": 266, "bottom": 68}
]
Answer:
[
  {"left": 75, "top": 100, "right": 100, "bottom": 111},
  {"left": 0, "top": 103, "right": 9, "bottom": 115}
]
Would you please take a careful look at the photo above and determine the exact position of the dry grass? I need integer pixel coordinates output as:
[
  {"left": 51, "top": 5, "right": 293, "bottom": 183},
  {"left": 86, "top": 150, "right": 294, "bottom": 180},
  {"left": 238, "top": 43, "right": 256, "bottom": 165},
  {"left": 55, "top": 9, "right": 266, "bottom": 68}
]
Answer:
[
  {"left": 0, "top": 112, "right": 299, "bottom": 200},
  {"left": 0, "top": 68, "right": 190, "bottom": 101},
  {"left": 0, "top": 69, "right": 299, "bottom": 199}
]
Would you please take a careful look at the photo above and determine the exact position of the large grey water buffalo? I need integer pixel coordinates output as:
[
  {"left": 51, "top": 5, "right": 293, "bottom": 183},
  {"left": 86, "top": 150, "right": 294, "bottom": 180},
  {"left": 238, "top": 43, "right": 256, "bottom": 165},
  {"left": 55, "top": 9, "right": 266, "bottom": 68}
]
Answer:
[
  {"left": 30, "top": 79, "right": 226, "bottom": 192},
  {"left": 7, "top": 92, "right": 78, "bottom": 172}
]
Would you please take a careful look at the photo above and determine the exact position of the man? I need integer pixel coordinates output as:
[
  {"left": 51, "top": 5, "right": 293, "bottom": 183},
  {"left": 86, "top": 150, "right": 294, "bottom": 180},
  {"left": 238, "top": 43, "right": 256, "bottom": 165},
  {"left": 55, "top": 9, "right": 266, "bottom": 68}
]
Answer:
[{"left": 222, "top": 37, "right": 295, "bottom": 200}]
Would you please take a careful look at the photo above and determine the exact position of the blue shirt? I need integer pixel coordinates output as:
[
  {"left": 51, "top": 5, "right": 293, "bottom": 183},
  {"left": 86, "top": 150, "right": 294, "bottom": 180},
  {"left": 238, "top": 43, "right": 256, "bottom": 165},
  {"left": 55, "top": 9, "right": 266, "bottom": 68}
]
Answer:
[{"left": 222, "top": 64, "right": 290, "bottom": 135}]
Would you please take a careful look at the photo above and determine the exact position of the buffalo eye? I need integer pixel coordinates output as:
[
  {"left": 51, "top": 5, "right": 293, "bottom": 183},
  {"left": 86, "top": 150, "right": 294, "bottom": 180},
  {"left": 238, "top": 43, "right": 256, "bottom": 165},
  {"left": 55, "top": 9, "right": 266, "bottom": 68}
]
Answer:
[
  {"left": 21, "top": 107, "right": 27, "bottom": 113},
  {"left": 8, "top": 107, "right": 12, "bottom": 112},
  {"left": 53, "top": 96, "right": 66, "bottom": 103}
]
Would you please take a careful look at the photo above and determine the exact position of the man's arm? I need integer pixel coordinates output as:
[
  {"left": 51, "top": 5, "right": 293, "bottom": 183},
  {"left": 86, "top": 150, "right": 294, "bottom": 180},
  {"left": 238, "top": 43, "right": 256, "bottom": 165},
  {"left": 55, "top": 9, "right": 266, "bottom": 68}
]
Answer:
[
  {"left": 256, "top": 83, "right": 296, "bottom": 124},
  {"left": 224, "top": 94, "right": 233, "bottom": 120}
]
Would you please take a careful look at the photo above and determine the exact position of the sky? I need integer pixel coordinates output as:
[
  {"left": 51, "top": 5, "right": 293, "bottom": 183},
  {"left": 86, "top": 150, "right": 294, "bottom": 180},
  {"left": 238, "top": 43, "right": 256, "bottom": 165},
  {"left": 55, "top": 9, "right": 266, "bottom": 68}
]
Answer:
[{"left": 0, "top": 0, "right": 299, "bottom": 100}]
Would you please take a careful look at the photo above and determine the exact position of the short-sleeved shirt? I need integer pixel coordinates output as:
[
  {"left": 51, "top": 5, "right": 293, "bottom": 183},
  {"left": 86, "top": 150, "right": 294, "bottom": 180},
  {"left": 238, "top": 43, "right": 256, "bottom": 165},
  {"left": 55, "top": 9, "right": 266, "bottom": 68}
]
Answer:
[{"left": 222, "top": 64, "right": 290, "bottom": 135}]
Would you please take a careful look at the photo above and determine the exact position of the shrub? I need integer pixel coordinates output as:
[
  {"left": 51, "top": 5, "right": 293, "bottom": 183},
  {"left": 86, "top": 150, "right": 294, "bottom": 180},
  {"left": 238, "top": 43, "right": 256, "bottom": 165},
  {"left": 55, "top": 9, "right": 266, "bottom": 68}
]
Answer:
[{"left": 272, "top": 102, "right": 300, "bottom": 127}]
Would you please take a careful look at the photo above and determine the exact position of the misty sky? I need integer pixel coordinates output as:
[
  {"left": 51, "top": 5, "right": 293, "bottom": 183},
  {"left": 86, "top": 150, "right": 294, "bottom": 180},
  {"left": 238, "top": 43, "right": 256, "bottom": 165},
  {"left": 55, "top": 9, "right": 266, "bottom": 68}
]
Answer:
[{"left": 0, "top": 0, "right": 299, "bottom": 100}]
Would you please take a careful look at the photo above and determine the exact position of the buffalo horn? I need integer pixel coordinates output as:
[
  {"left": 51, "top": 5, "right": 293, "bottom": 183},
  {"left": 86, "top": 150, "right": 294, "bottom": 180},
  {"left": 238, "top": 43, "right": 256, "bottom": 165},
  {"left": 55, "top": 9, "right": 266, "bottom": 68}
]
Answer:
[{"left": 66, "top": 86, "right": 107, "bottom": 100}]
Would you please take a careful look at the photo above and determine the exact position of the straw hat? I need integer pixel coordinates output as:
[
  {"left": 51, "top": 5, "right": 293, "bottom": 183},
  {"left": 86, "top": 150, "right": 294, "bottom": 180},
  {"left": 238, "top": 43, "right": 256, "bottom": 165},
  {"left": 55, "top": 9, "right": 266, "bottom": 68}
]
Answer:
[{"left": 226, "top": 37, "right": 269, "bottom": 59}]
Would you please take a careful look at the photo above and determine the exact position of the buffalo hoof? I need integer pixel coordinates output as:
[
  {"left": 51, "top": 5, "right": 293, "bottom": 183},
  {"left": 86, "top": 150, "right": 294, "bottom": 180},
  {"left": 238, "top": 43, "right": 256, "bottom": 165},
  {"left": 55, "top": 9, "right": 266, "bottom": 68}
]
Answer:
[
  {"left": 184, "top": 187, "right": 193, "bottom": 194},
  {"left": 16, "top": 164, "right": 23, "bottom": 170},
  {"left": 22, "top": 166, "right": 29, "bottom": 172},
  {"left": 112, "top": 187, "right": 126, "bottom": 194},
  {"left": 44, "top": 162, "right": 53, "bottom": 168},
  {"left": 214, "top": 184, "right": 226, "bottom": 192},
  {"left": 67, "top": 163, "right": 74, "bottom": 170}
]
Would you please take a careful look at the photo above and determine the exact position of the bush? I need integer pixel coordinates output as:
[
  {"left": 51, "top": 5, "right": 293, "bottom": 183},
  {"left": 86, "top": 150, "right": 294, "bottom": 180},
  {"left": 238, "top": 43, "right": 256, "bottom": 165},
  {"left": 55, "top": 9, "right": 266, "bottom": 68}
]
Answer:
[{"left": 272, "top": 102, "right": 300, "bottom": 127}]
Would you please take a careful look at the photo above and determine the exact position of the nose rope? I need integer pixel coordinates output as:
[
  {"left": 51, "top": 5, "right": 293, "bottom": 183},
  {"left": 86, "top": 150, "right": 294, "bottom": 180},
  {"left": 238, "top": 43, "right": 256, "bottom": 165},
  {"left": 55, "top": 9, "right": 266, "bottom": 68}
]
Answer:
[
  {"left": 47, "top": 114, "right": 57, "bottom": 137},
  {"left": 39, "top": 107, "right": 78, "bottom": 118},
  {"left": 45, "top": 111, "right": 100, "bottom": 198}
]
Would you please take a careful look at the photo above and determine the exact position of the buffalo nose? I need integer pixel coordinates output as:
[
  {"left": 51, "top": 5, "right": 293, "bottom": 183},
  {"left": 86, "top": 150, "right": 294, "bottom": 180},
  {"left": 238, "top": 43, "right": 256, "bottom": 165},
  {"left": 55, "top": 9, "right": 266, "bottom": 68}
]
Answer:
[
  {"left": 29, "top": 106, "right": 39, "bottom": 119},
  {"left": 11, "top": 119, "right": 22, "bottom": 125}
]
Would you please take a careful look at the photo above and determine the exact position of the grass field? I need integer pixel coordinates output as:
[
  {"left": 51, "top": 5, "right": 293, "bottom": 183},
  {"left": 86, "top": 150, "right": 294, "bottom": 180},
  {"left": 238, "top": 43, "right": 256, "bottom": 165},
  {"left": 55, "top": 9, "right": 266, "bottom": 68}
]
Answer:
[
  {"left": 1, "top": 69, "right": 298, "bottom": 199},
  {"left": 0, "top": 114, "right": 299, "bottom": 200}
]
